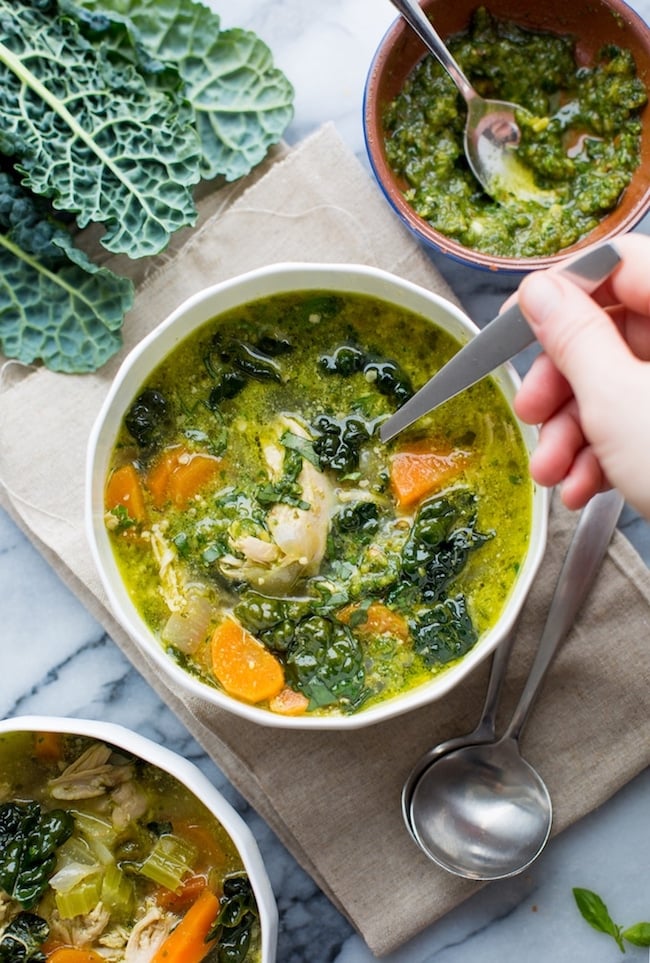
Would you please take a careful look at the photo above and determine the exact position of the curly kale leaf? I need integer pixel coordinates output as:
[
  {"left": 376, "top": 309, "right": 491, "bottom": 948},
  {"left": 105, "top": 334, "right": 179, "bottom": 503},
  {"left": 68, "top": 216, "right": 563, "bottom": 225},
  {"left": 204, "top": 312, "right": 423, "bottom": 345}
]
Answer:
[
  {"left": 0, "top": 912, "right": 49, "bottom": 963},
  {"left": 206, "top": 873, "right": 259, "bottom": 963},
  {"left": 0, "top": 1, "right": 201, "bottom": 257},
  {"left": 0, "top": 171, "right": 133, "bottom": 371},
  {"left": 319, "top": 342, "right": 414, "bottom": 406},
  {"left": 397, "top": 490, "right": 493, "bottom": 604},
  {"left": 286, "top": 615, "right": 366, "bottom": 710},
  {"left": 124, "top": 388, "right": 169, "bottom": 447},
  {"left": 64, "top": 0, "right": 295, "bottom": 182},
  {"left": 311, "top": 413, "right": 373, "bottom": 475},
  {"left": 0, "top": 800, "right": 74, "bottom": 909},
  {"left": 411, "top": 595, "right": 478, "bottom": 666}
]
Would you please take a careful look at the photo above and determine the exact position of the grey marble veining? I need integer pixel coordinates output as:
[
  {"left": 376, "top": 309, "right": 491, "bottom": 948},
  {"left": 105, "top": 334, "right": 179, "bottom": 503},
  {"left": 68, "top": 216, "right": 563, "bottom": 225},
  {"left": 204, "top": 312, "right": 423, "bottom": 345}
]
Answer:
[{"left": 2, "top": 2, "right": 650, "bottom": 961}]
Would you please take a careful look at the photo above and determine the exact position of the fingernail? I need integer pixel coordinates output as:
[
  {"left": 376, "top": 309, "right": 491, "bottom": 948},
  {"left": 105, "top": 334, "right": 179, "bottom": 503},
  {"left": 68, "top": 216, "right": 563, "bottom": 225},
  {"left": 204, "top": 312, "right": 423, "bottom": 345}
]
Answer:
[{"left": 519, "top": 273, "right": 564, "bottom": 326}]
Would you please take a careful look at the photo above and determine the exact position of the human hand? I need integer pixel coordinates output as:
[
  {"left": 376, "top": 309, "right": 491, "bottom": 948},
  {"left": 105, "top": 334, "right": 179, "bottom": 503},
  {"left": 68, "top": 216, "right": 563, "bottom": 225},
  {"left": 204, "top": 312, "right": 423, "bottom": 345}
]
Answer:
[{"left": 513, "top": 233, "right": 650, "bottom": 518}]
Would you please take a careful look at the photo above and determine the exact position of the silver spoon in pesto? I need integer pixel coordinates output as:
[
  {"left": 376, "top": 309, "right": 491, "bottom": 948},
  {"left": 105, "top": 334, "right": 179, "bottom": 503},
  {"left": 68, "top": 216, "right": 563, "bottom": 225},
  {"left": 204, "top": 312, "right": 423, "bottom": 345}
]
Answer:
[
  {"left": 406, "top": 488, "right": 624, "bottom": 880},
  {"left": 388, "top": 0, "right": 554, "bottom": 205}
]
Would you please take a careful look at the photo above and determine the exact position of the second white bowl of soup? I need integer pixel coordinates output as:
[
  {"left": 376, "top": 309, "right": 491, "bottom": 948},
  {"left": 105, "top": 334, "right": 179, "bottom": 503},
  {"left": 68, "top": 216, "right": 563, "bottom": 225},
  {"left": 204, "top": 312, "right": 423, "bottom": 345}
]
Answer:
[
  {"left": 87, "top": 263, "right": 549, "bottom": 729},
  {"left": 0, "top": 715, "right": 277, "bottom": 962}
]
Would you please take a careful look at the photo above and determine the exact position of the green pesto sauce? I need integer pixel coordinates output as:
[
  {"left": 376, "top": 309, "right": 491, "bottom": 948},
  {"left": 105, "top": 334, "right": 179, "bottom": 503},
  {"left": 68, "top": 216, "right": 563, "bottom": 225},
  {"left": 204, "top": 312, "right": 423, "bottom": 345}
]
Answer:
[
  {"left": 383, "top": 7, "right": 647, "bottom": 258},
  {"left": 107, "top": 290, "right": 532, "bottom": 718}
]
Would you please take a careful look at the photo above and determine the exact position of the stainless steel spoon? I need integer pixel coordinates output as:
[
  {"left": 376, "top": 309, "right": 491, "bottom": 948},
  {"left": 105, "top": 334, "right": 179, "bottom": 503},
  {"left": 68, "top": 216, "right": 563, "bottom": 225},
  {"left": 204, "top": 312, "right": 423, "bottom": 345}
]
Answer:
[
  {"left": 407, "top": 488, "right": 624, "bottom": 880},
  {"left": 401, "top": 626, "right": 518, "bottom": 842},
  {"left": 388, "top": 0, "right": 554, "bottom": 205}
]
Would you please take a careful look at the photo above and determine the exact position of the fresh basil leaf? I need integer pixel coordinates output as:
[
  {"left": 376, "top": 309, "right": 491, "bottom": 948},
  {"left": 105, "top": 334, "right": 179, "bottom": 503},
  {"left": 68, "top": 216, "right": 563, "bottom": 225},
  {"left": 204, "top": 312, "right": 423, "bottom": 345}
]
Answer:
[
  {"left": 0, "top": 1, "right": 201, "bottom": 257},
  {"left": 572, "top": 887, "right": 625, "bottom": 951},
  {"left": 622, "top": 922, "right": 650, "bottom": 947}
]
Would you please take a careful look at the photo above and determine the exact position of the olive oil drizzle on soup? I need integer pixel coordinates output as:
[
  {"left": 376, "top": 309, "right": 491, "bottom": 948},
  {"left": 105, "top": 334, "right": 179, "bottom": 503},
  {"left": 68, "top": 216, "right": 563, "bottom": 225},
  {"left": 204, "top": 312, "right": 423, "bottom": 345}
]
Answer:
[{"left": 105, "top": 290, "right": 532, "bottom": 718}]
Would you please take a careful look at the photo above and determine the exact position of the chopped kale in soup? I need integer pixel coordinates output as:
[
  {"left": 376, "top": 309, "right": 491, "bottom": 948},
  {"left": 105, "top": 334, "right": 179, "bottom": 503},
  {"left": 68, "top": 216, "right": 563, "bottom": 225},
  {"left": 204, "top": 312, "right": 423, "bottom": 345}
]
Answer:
[
  {"left": 383, "top": 7, "right": 647, "bottom": 258},
  {"left": 105, "top": 290, "right": 532, "bottom": 717},
  {"left": 0, "top": 730, "right": 260, "bottom": 962}
]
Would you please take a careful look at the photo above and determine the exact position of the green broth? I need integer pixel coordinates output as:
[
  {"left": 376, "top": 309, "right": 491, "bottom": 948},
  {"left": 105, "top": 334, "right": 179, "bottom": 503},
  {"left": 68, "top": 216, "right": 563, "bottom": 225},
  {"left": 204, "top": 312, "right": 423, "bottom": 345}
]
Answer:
[
  {"left": 106, "top": 289, "right": 532, "bottom": 718},
  {"left": 0, "top": 730, "right": 260, "bottom": 961},
  {"left": 383, "top": 7, "right": 647, "bottom": 258}
]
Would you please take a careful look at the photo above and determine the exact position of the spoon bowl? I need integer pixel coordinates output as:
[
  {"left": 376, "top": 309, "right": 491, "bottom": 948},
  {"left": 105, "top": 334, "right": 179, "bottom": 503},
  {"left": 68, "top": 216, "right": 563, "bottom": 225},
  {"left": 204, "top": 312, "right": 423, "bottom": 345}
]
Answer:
[
  {"left": 410, "top": 739, "right": 552, "bottom": 879},
  {"left": 401, "top": 628, "right": 517, "bottom": 841},
  {"left": 406, "top": 489, "right": 624, "bottom": 879}
]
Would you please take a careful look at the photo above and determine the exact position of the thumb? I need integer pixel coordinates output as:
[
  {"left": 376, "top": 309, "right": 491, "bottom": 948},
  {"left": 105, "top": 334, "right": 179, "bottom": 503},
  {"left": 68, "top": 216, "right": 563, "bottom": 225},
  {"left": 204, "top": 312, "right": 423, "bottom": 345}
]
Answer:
[{"left": 518, "top": 270, "right": 632, "bottom": 402}]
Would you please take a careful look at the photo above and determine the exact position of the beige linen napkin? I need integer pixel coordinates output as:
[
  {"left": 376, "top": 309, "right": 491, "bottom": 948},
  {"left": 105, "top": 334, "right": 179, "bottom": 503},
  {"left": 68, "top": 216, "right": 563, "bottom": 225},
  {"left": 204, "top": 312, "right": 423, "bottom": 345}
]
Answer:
[{"left": 2, "top": 124, "right": 650, "bottom": 956}]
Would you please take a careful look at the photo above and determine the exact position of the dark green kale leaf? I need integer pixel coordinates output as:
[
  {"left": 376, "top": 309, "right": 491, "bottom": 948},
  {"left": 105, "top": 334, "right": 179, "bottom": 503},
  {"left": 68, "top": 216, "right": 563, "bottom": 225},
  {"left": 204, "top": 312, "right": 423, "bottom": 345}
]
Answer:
[
  {"left": 0, "top": 801, "right": 74, "bottom": 909},
  {"left": 218, "top": 338, "right": 284, "bottom": 384},
  {"left": 411, "top": 595, "right": 478, "bottom": 665},
  {"left": 397, "top": 490, "right": 493, "bottom": 604},
  {"left": 363, "top": 355, "right": 413, "bottom": 405},
  {"left": 124, "top": 388, "right": 169, "bottom": 448},
  {"left": 286, "top": 615, "right": 366, "bottom": 709},
  {"left": 311, "top": 413, "right": 372, "bottom": 474},
  {"left": 233, "top": 592, "right": 311, "bottom": 652},
  {"left": 319, "top": 342, "right": 414, "bottom": 406},
  {"left": 206, "top": 873, "right": 259, "bottom": 963},
  {"left": 328, "top": 500, "right": 380, "bottom": 559},
  {"left": 63, "top": 0, "right": 294, "bottom": 183},
  {"left": 0, "top": 170, "right": 133, "bottom": 372},
  {"left": 0, "top": 912, "right": 49, "bottom": 963},
  {"left": 0, "top": 1, "right": 201, "bottom": 257},
  {"left": 319, "top": 342, "right": 366, "bottom": 376},
  {"left": 205, "top": 334, "right": 293, "bottom": 410}
]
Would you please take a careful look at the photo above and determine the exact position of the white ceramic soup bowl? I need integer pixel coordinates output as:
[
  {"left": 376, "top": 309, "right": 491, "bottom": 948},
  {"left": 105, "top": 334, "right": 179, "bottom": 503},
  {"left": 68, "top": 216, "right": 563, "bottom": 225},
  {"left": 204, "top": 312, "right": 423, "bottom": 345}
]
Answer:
[
  {"left": 0, "top": 714, "right": 278, "bottom": 963},
  {"left": 86, "top": 262, "right": 549, "bottom": 730}
]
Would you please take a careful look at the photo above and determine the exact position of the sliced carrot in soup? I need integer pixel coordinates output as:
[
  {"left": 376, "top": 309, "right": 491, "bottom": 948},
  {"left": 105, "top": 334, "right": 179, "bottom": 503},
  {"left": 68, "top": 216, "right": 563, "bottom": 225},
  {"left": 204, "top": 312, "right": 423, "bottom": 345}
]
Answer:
[
  {"left": 390, "top": 442, "right": 472, "bottom": 508},
  {"left": 147, "top": 446, "right": 221, "bottom": 508},
  {"left": 338, "top": 601, "right": 409, "bottom": 641},
  {"left": 269, "top": 686, "right": 309, "bottom": 716},
  {"left": 211, "top": 617, "right": 285, "bottom": 703},
  {"left": 47, "top": 949, "right": 106, "bottom": 963},
  {"left": 105, "top": 463, "right": 147, "bottom": 523}
]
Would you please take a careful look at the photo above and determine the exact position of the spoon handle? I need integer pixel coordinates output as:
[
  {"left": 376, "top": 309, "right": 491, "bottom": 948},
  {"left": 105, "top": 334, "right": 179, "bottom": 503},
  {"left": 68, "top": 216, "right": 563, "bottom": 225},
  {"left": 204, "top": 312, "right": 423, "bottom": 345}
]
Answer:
[
  {"left": 505, "top": 488, "right": 624, "bottom": 742},
  {"left": 387, "top": 0, "right": 476, "bottom": 104}
]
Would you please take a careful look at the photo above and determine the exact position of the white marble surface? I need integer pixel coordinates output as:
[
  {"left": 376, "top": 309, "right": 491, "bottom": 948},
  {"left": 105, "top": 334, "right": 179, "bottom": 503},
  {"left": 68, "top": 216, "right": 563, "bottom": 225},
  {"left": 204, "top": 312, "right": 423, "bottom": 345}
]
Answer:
[{"left": 2, "top": 1, "right": 650, "bottom": 960}]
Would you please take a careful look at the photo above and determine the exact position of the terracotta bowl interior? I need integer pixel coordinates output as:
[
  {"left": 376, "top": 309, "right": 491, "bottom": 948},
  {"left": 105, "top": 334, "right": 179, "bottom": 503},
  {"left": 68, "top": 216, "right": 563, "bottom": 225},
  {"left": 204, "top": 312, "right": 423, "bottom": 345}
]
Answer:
[{"left": 364, "top": 0, "right": 650, "bottom": 272}]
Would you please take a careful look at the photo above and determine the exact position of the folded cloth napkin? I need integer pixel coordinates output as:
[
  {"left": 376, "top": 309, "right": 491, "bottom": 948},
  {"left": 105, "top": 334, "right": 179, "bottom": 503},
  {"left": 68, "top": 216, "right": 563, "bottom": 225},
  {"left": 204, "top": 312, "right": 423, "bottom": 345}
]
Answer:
[{"left": 2, "top": 123, "right": 650, "bottom": 957}]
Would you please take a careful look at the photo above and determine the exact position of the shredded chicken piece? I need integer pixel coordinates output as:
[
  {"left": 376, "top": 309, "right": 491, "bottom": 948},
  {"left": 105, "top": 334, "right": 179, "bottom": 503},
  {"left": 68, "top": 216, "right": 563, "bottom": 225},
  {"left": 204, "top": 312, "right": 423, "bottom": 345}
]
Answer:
[
  {"left": 49, "top": 902, "right": 111, "bottom": 947},
  {"left": 110, "top": 779, "right": 149, "bottom": 832},
  {"left": 219, "top": 415, "right": 335, "bottom": 595},
  {"left": 124, "top": 904, "right": 175, "bottom": 963},
  {"left": 49, "top": 743, "right": 133, "bottom": 800},
  {"left": 231, "top": 534, "right": 279, "bottom": 564},
  {"left": 150, "top": 522, "right": 186, "bottom": 612},
  {"left": 0, "top": 892, "right": 16, "bottom": 927},
  {"left": 99, "top": 923, "right": 130, "bottom": 951}
]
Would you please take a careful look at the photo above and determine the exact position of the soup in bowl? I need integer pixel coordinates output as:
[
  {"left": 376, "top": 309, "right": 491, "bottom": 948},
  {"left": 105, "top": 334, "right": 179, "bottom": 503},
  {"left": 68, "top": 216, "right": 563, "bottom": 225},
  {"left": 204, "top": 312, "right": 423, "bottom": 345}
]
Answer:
[
  {"left": 0, "top": 715, "right": 277, "bottom": 962},
  {"left": 86, "top": 263, "right": 549, "bottom": 729}
]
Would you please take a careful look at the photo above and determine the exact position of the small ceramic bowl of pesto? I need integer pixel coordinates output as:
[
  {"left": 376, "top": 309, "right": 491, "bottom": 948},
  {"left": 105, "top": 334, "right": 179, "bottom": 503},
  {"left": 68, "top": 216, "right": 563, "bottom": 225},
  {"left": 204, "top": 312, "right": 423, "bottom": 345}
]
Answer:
[
  {"left": 364, "top": 0, "right": 650, "bottom": 273},
  {"left": 86, "top": 262, "right": 549, "bottom": 729}
]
